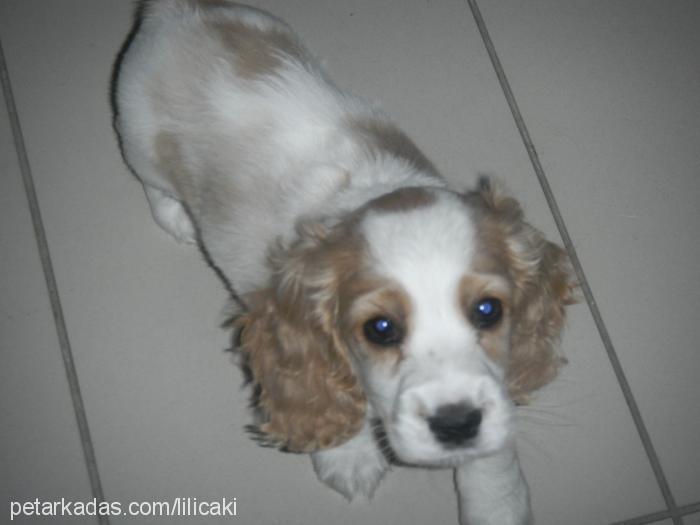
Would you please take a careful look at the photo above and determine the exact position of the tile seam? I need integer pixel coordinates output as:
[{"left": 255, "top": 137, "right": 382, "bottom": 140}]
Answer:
[
  {"left": 463, "top": 1, "right": 680, "bottom": 523},
  {"left": 0, "top": 36, "right": 110, "bottom": 525},
  {"left": 610, "top": 508, "right": 673, "bottom": 525},
  {"left": 610, "top": 501, "right": 700, "bottom": 525}
]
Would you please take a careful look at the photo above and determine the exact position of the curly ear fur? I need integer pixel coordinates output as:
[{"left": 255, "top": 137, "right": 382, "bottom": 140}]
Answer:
[
  {"left": 467, "top": 177, "right": 577, "bottom": 404},
  {"left": 506, "top": 239, "right": 574, "bottom": 403},
  {"left": 235, "top": 223, "right": 367, "bottom": 452}
]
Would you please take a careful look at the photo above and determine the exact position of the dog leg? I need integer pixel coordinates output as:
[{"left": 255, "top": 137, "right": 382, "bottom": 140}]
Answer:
[
  {"left": 455, "top": 444, "right": 532, "bottom": 525},
  {"left": 311, "top": 419, "right": 389, "bottom": 501},
  {"left": 144, "top": 186, "right": 196, "bottom": 244}
]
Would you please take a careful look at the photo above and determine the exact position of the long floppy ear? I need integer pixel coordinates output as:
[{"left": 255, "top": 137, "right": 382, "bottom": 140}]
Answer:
[
  {"left": 235, "top": 223, "right": 367, "bottom": 452},
  {"left": 470, "top": 177, "right": 577, "bottom": 404},
  {"left": 507, "top": 238, "right": 575, "bottom": 403}
]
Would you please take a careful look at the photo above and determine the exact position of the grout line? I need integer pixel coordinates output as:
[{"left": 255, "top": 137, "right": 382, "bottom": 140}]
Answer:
[
  {"left": 464, "top": 1, "right": 682, "bottom": 524},
  {"left": 611, "top": 501, "right": 700, "bottom": 525},
  {"left": 610, "top": 508, "right": 675, "bottom": 525},
  {"left": 0, "top": 37, "right": 110, "bottom": 525}
]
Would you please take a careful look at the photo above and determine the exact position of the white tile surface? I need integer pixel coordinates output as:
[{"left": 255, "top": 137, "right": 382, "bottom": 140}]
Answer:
[
  {"left": 1, "top": 0, "right": 697, "bottom": 524},
  {"left": 0, "top": 49, "right": 93, "bottom": 523},
  {"left": 478, "top": 0, "right": 700, "bottom": 508}
]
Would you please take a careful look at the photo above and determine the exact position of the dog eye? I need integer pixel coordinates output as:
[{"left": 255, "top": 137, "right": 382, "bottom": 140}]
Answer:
[
  {"left": 363, "top": 317, "right": 403, "bottom": 346},
  {"left": 471, "top": 297, "right": 503, "bottom": 329}
]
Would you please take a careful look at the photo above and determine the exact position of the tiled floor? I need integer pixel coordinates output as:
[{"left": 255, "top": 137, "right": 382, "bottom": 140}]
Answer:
[{"left": 1, "top": 1, "right": 698, "bottom": 524}]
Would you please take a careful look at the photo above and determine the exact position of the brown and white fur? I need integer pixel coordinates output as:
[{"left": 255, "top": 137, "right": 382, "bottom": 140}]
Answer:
[{"left": 113, "top": 1, "right": 575, "bottom": 523}]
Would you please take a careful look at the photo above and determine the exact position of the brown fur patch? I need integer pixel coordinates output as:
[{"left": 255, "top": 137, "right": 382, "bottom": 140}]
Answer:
[
  {"left": 209, "top": 19, "right": 308, "bottom": 79},
  {"left": 154, "top": 131, "right": 181, "bottom": 178},
  {"left": 366, "top": 186, "right": 437, "bottom": 215},
  {"left": 348, "top": 117, "right": 441, "bottom": 177},
  {"left": 237, "top": 291, "right": 366, "bottom": 452},
  {"left": 153, "top": 131, "right": 199, "bottom": 205},
  {"left": 154, "top": 130, "right": 245, "bottom": 225}
]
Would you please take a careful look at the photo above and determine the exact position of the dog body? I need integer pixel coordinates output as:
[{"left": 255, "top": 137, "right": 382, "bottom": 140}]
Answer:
[
  {"left": 115, "top": 2, "right": 573, "bottom": 523},
  {"left": 115, "top": 0, "right": 439, "bottom": 294}
]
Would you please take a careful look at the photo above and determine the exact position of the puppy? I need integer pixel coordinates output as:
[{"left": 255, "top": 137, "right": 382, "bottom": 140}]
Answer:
[{"left": 113, "top": 1, "right": 574, "bottom": 523}]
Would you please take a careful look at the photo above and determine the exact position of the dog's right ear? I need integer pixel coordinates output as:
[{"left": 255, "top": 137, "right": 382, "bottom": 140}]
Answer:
[{"left": 235, "top": 223, "right": 367, "bottom": 452}]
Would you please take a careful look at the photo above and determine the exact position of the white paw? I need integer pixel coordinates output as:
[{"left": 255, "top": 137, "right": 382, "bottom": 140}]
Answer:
[
  {"left": 162, "top": 204, "right": 197, "bottom": 244},
  {"left": 456, "top": 446, "right": 532, "bottom": 525},
  {"left": 144, "top": 187, "right": 197, "bottom": 244},
  {"left": 311, "top": 438, "right": 389, "bottom": 501}
]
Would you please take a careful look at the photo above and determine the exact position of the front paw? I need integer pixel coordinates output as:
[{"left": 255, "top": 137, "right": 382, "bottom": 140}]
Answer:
[
  {"left": 311, "top": 441, "right": 389, "bottom": 501},
  {"left": 455, "top": 446, "right": 532, "bottom": 525}
]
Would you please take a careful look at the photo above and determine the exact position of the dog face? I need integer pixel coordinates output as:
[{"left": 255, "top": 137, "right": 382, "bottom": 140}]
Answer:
[
  {"left": 237, "top": 180, "right": 574, "bottom": 464},
  {"left": 344, "top": 187, "right": 513, "bottom": 465}
]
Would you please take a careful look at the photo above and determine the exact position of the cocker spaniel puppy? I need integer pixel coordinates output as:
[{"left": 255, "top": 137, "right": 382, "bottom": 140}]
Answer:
[{"left": 114, "top": 1, "right": 575, "bottom": 523}]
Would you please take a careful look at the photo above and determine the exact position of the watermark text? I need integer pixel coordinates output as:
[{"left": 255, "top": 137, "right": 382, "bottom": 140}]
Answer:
[{"left": 9, "top": 497, "right": 238, "bottom": 520}]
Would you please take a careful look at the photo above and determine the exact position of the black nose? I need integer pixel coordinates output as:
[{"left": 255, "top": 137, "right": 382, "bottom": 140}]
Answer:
[{"left": 427, "top": 403, "right": 482, "bottom": 447}]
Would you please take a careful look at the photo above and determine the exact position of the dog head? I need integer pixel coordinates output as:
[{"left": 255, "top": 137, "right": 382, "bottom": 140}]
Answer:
[{"left": 237, "top": 178, "right": 575, "bottom": 464}]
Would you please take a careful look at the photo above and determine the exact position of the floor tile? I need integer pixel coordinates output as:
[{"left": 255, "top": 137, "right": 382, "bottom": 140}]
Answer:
[
  {"left": 0, "top": 1, "right": 683, "bottom": 524},
  {"left": 0, "top": 46, "right": 93, "bottom": 522},
  {"left": 685, "top": 513, "right": 700, "bottom": 525},
  {"left": 478, "top": 0, "right": 700, "bottom": 508}
]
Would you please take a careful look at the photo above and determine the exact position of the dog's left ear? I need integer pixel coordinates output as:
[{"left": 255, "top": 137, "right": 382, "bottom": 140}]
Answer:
[
  {"left": 466, "top": 177, "right": 577, "bottom": 403},
  {"left": 507, "top": 236, "right": 576, "bottom": 403},
  {"left": 235, "top": 221, "right": 367, "bottom": 452}
]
